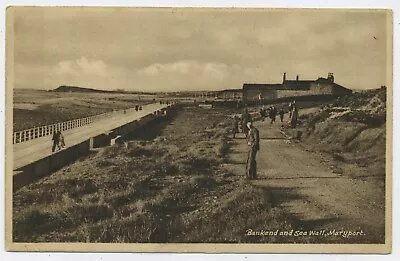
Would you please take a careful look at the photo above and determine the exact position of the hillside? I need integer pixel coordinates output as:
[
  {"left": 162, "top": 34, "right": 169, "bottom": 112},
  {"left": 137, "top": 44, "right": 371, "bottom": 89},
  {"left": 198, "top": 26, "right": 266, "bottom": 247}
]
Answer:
[
  {"left": 53, "top": 85, "right": 115, "bottom": 94},
  {"left": 52, "top": 85, "right": 155, "bottom": 95},
  {"left": 299, "top": 87, "right": 387, "bottom": 179}
]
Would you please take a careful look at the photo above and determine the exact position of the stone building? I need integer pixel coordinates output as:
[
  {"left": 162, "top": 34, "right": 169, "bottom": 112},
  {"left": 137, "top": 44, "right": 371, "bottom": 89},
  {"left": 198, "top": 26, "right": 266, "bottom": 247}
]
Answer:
[{"left": 242, "top": 73, "right": 352, "bottom": 102}]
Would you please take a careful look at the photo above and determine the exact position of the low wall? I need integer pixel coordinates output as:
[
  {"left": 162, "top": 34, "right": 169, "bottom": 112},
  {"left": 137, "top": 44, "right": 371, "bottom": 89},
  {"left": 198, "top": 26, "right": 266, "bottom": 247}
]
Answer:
[
  {"left": 14, "top": 139, "right": 91, "bottom": 191},
  {"left": 92, "top": 133, "right": 113, "bottom": 148},
  {"left": 242, "top": 94, "right": 336, "bottom": 107}
]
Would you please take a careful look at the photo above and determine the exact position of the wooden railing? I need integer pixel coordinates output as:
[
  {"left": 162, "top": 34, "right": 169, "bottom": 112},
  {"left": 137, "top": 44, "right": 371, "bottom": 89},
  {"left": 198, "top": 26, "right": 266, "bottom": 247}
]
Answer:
[
  {"left": 13, "top": 110, "right": 121, "bottom": 144},
  {"left": 13, "top": 102, "right": 174, "bottom": 145}
]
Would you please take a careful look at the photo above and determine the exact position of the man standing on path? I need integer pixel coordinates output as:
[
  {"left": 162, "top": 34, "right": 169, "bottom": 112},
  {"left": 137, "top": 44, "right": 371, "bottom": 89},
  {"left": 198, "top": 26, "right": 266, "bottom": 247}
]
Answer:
[{"left": 246, "top": 122, "right": 260, "bottom": 180}]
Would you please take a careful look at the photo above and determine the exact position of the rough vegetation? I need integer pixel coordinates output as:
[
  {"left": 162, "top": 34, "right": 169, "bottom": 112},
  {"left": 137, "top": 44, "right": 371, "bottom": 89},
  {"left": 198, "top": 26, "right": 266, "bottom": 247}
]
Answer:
[
  {"left": 299, "top": 88, "right": 386, "bottom": 180},
  {"left": 13, "top": 90, "right": 387, "bottom": 244}
]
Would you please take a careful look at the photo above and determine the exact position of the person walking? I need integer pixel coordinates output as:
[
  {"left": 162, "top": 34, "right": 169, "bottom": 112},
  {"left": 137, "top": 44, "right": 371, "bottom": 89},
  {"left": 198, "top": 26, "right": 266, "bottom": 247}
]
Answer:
[
  {"left": 232, "top": 116, "right": 239, "bottom": 139},
  {"left": 290, "top": 105, "right": 299, "bottom": 129},
  {"left": 241, "top": 108, "right": 252, "bottom": 137},
  {"left": 272, "top": 106, "right": 277, "bottom": 123},
  {"left": 51, "top": 129, "right": 65, "bottom": 152},
  {"left": 269, "top": 106, "right": 276, "bottom": 124},
  {"left": 259, "top": 106, "right": 266, "bottom": 122},
  {"left": 59, "top": 131, "right": 66, "bottom": 149},
  {"left": 52, "top": 130, "right": 60, "bottom": 152},
  {"left": 288, "top": 102, "right": 293, "bottom": 118},
  {"left": 279, "top": 108, "right": 285, "bottom": 122},
  {"left": 236, "top": 99, "right": 242, "bottom": 109},
  {"left": 246, "top": 122, "right": 260, "bottom": 180}
]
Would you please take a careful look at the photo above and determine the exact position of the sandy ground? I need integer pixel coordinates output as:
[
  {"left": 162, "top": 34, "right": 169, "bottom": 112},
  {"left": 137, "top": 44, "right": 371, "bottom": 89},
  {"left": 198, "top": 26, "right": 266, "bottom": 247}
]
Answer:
[{"left": 225, "top": 119, "right": 385, "bottom": 243}]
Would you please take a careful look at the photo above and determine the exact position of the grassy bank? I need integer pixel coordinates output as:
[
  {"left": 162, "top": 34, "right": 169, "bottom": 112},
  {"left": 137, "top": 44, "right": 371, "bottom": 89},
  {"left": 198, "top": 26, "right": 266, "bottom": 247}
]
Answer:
[
  {"left": 13, "top": 106, "right": 308, "bottom": 243},
  {"left": 298, "top": 88, "right": 386, "bottom": 180}
]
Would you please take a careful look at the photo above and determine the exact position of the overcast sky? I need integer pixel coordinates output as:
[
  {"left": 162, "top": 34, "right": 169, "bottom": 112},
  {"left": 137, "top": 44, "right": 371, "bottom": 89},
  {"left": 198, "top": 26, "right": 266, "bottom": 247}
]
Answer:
[{"left": 10, "top": 7, "right": 390, "bottom": 92}]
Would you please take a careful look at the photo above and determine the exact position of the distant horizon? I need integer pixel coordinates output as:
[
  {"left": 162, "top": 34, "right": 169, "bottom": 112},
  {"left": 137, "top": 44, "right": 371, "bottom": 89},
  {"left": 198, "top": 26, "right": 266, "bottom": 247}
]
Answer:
[
  {"left": 12, "top": 70, "right": 387, "bottom": 92},
  {"left": 14, "top": 71, "right": 386, "bottom": 93},
  {"left": 14, "top": 83, "right": 384, "bottom": 94},
  {"left": 10, "top": 8, "right": 391, "bottom": 92}
]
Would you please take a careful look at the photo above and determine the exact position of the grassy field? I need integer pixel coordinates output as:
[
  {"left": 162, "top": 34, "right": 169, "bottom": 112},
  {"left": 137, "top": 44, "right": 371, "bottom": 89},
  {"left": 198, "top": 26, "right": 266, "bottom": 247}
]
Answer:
[{"left": 13, "top": 89, "right": 158, "bottom": 131}]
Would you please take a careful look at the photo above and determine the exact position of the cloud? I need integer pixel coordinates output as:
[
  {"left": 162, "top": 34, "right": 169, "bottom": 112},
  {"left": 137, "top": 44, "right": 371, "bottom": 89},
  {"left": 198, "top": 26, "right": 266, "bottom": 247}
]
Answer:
[
  {"left": 13, "top": 8, "right": 390, "bottom": 91},
  {"left": 54, "top": 57, "right": 108, "bottom": 77},
  {"left": 137, "top": 60, "right": 229, "bottom": 80},
  {"left": 133, "top": 60, "right": 244, "bottom": 91}
]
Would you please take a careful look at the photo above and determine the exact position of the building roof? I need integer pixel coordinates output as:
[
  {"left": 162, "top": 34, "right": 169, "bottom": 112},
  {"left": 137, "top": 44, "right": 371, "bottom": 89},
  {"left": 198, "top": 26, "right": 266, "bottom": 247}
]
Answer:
[
  {"left": 282, "top": 80, "right": 313, "bottom": 90},
  {"left": 315, "top": 78, "right": 351, "bottom": 91},
  {"left": 331, "top": 82, "right": 352, "bottom": 92},
  {"left": 243, "top": 83, "right": 282, "bottom": 90},
  {"left": 315, "top": 77, "right": 331, "bottom": 84},
  {"left": 243, "top": 81, "right": 313, "bottom": 91},
  {"left": 243, "top": 77, "right": 352, "bottom": 93}
]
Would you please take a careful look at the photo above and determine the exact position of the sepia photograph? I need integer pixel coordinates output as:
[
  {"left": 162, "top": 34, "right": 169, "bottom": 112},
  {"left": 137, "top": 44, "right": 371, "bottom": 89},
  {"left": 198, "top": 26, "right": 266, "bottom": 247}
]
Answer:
[{"left": 4, "top": 6, "right": 392, "bottom": 253}]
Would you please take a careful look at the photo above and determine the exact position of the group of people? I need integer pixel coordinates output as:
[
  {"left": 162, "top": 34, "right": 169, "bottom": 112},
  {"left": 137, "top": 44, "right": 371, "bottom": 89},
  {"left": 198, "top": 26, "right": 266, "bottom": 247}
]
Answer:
[
  {"left": 231, "top": 107, "right": 255, "bottom": 139},
  {"left": 259, "top": 106, "right": 286, "bottom": 124},
  {"left": 259, "top": 101, "right": 299, "bottom": 129},
  {"left": 231, "top": 100, "right": 300, "bottom": 180}
]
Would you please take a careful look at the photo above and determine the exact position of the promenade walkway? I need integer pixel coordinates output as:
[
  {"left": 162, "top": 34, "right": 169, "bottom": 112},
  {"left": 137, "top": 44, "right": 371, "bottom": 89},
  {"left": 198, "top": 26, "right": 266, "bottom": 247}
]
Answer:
[{"left": 13, "top": 103, "right": 170, "bottom": 171}]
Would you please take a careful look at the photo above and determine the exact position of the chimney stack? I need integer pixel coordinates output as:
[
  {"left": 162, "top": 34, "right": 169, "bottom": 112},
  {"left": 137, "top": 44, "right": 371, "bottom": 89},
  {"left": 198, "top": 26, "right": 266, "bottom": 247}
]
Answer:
[
  {"left": 283, "top": 72, "right": 286, "bottom": 83},
  {"left": 327, "top": 72, "right": 334, "bottom": 83},
  {"left": 296, "top": 75, "right": 299, "bottom": 81}
]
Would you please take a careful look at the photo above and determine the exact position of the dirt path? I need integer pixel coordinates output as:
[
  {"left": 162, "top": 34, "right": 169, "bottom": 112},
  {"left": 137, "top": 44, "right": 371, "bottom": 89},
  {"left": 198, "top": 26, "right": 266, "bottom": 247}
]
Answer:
[{"left": 225, "top": 120, "right": 385, "bottom": 243}]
